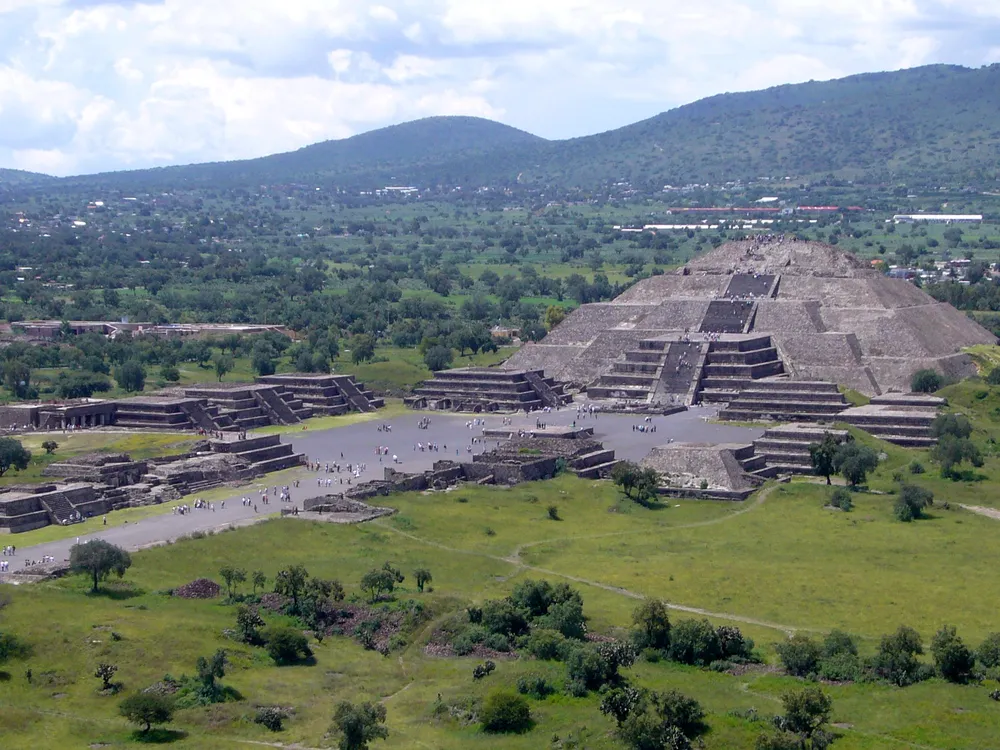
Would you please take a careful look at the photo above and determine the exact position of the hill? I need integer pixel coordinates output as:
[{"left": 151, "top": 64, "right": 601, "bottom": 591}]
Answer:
[
  {"left": 0, "top": 167, "right": 56, "bottom": 188},
  {"left": 20, "top": 64, "right": 1000, "bottom": 191},
  {"left": 61, "top": 116, "right": 544, "bottom": 189}
]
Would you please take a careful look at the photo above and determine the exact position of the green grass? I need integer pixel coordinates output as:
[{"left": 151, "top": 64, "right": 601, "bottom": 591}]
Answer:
[{"left": 4, "top": 472, "right": 1000, "bottom": 749}]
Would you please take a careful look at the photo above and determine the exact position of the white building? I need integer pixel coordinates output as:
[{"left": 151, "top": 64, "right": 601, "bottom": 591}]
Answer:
[{"left": 892, "top": 214, "right": 982, "bottom": 224}]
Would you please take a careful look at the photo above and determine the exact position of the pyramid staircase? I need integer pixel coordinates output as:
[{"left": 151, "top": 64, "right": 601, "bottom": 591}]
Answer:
[
  {"left": 752, "top": 424, "right": 850, "bottom": 476},
  {"left": 696, "top": 336, "right": 785, "bottom": 403}
]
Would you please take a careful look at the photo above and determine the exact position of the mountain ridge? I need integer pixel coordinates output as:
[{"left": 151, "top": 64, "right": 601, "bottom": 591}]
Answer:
[{"left": 12, "top": 63, "right": 1000, "bottom": 191}]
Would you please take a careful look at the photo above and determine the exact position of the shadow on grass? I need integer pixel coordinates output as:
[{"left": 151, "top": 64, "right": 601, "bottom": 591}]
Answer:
[
  {"left": 88, "top": 583, "right": 145, "bottom": 601},
  {"left": 131, "top": 728, "right": 187, "bottom": 743},
  {"left": 0, "top": 671, "right": 11, "bottom": 682}
]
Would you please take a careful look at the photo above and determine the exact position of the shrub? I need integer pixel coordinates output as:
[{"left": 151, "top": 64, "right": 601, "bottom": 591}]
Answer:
[
  {"left": 931, "top": 413, "right": 972, "bottom": 440},
  {"left": 908, "top": 460, "right": 925, "bottom": 474},
  {"left": 866, "top": 626, "right": 928, "bottom": 687},
  {"left": 911, "top": 368, "right": 942, "bottom": 393},
  {"left": 775, "top": 634, "right": 821, "bottom": 677},
  {"left": 516, "top": 673, "right": 555, "bottom": 699},
  {"left": 41, "top": 440, "right": 58, "bottom": 454},
  {"left": 472, "top": 660, "right": 496, "bottom": 680},
  {"left": 484, "top": 633, "right": 511, "bottom": 652},
  {"left": 977, "top": 632, "right": 1000, "bottom": 668},
  {"left": 253, "top": 706, "right": 287, "bottom": 732},
  {"left": 547, "top": 505, "right": 560, "bottom": 521},
  {"left": 668, "top": 619, "right": 721, "bottom": 666},
  {"left": 481, "top": 599, "right": 528, "bottom": 637},
  {"left": 894, "top": 484, "right": 933, "bottom": 522},
  {"left": 451, "top": 634, "right": 476, "bottom": 656},
  {"left": 828, "top": 487, "right": 853, "bottom": 511},
  {"left": 818, "top": 651, "right": 862, "bottom": 682},
  {"left": 523, "top": 628, "right": 567, "bottom": 660},
  {"left": 262, "top": 626, "right": 312, "bottom": 665},
  {"left": 717, "top": 625, "right": 755, "bottom": 661},
  {"left": 931, "top": 625, "right": 975, "bottom": 683},
  {"left": 987, "top": 368, "right": 1000, "bottom": 386},
  {"left": 480, "top": 690, "right": 532, "bottom": 733}
]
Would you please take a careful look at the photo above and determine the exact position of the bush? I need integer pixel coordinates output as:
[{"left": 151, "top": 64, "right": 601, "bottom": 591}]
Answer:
[
  {"left": 119, "top": 692, "right": 174, "bottom": 733},
  {"left": 894, "top": 484, "right": 933, "bottom": 522},
  {"left": 977, "top": 632, "right": 1000, "bottom": 668},
  {"left": 987, "top": 368, "right": 1000, "bottom": 386},
  {"left": 668, "top": 619, "right": 721, "bottom": 666},
  {"left": 911, "top": 368, "right": 943, "bottom": 393},
  {"left": 631, "top": 599, "right": 671, "bottom": 651},
  {"left": 908, "top": 460, "right": 925, "bottom": 474},
  {"left": 480, "top": 690, "right": 532, "bottom": 733},
  {"left": 828, "top": 487, "right": 853, "bottom": 511},
  {"left": 253, "top": 706, "right": 287, "bottom": 732},
  {"left": 547, "top": 505, "right": 560, "bottom": 520},
  {"left": 481, "top": 599, "right": 528, "bottom": 637},
  {"left": 866, "top": 626, "right": 928, "bottom": 687},
  {"left": 262, "top": 626, "right": 312, "bottom": 665},
  {"left": 931, "top": 413, "right": 972, "bottom": 440},
  {"left": 717, "top": 625, "right": 755, "bottom": 661},
  {"left": 523, "top": 628, "right": 567, "bottom": 660},
  {"left": 484, "top": 632, "right": 511, "bottom": 652},
  {"left": 516, "top": 673, "right": 555, "bottom": 699},
  {"left": 931, "top": 625, "right": 975, "bottom": 683},
  {"left": 775, "top": 634, "right": 821, "bottom": 677}
]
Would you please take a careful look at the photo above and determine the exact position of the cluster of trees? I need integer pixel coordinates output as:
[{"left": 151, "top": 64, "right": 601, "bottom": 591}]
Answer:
[
  {"left": 809, "top": 435, "right": 880, "bottom": 487},
  {"left": 776, "top": 623, "right": 991, "bottom": 687},
  {"left": 929, "top": 413, "right": 983, "bottom": 480},
  {"left": 610, "top": 461, "right": 662, "bottom": 505}
]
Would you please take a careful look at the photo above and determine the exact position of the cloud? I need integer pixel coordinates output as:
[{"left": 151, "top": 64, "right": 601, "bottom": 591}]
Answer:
[{"left": 0, "top": 0, "right": 996, "bottom": 175}]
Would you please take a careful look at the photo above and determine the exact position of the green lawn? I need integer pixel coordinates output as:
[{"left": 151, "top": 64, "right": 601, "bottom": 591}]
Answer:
[{"left": 3, "top": 472, "right": 1000, "bottom": 749}]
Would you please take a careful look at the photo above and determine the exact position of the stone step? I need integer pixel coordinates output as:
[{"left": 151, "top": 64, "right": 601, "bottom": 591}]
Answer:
[
  {"left": 726, "top": 400, "right": 847, "bottom": 415},
  {"left": 572, "top": 460, "right": 620, "bottom": 480},
  {"left": 766, "top": 463, "right": 816, "bottom": 476},
  {"left": 252, "top": 454, "right": 306, "bottom": 474},
  {"left": 756, "top": 451, "right": 813, "bottom": 466}
]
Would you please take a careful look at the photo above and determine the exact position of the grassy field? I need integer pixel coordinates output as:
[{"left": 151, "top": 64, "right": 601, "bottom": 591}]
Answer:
[{"left": 3, "top": 467, "right": 1000, "bottom": 749}]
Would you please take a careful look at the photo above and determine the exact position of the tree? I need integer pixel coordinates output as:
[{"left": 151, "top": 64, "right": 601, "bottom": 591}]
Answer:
[
  {"left": 616, "top": 690, "right": 704, "bottom": 750},
  {"left": 119, "top": 693, "right": 173, "bottom": 734},
  {"left": 159, "top": 364, "right": 181, "bottom": 382},
  {"left": 894, "top": 484, "right": 933, "bottom": 522},
  {"left": 611, "top": 461, "right": 661, "bottom": 505},
  {"left": 3, "top": 358, "right": 32, "bottom": 399},
  {"left": 911, "top": 369, "right": 943, "bottom": 393},
  {"left": 867, "top": 625, "right": 927, "bottom": 687},
  {"left": 544, "top": 305, "right": 568, "bottom": 330},
  {"left": 274, "top": 564, "right": 309, "bottom": 610},
  {"left": 252, "top": 570, "right": 267, "bottom": 596},
  {"left": 775, "top": 634, "right": 821, "bottom": 677},
  {"left": 808, "top": 433, "right": 841, "bottom": 485},
  {"left": 251, "top": 345, "right": 277, "bottom": 376},
  {"left": 977, "top": 632, "right": 1000, "bottom": 668},
  {"left": 480, "top": 689, "right": 532, "bottom": 733},
  {"left": 114, "top": 360, "right": 146, "bottom": 393},
  {"left": 263, "top": 626, "right": 313, "bottom": 665},
  {"left": 213, "top": 353, "right": 235, "bottom": 381},
  {"left": 41, "top": 440, "right": 58, "bottom": 454},
  {"left": 932, "top": 434, "right": 983, "bottom": 479},
  {"left": 414, "top": 568, "right": 432, "bottom": 592},
  {"left": 350, "top": 334, "right": 376, "bottom": 365},
  {"left": 0, "top": 438, "right": 31, "bottom": 477},
  {"left": 235, "top": 605, "right": 265, "bottom": 644},
  {"left": 832, "top": 442, "right": 879, "bottom": 487},
  {"left": 931, "top": 625, "right": 975, "bottom": 683},
  {"left": 780, "top": 687, "right": 832, "bottom": 738},
  {"left": 931, "top": 413, "right": 972, "bottom": 440},
  {"left": 95, "top": 662, "right": 118, "bottom": 691},
  {"left": 219, "top": 566, "right": 247, "bottom": 599},
  {"left": 360, "top": 569, "right": 395, "bottom": 603},
  {"left": 600, "top": 685, "right": 644, "bottom": 726},
  {"left": 331, "top": 700, "right": 388, "bottom": 750},
  {"left": 423, "top": 345, "right": 453, "bottom": 372},
  {"left": 69, "top": 539, "right": 132, "bottom": 593},
  {"left": 631, "top": 599, "right": 671, "bottom": 651},
  {"left": 195, "top": 649, "right": 227, "bottom": 701},
  {"left": 668, "top": 619, "right": 721, "bottom": 666}
]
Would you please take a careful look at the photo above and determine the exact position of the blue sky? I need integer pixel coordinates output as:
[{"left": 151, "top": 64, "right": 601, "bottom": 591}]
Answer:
[{"left": 0, "top": 0, "right": 998, "bottom": 176}]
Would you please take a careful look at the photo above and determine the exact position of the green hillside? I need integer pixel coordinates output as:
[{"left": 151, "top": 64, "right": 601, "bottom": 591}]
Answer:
[
  {"left": 16, "top": 64, "right": 1000, "bottom": 191},
  {"left": 62, "top": 116, "right": 544, "bottom": 189},
  {"left": 0, "top": 167, "right": 56, "bottom": 188}
]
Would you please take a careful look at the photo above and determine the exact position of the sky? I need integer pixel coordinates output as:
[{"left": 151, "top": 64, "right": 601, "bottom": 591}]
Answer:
[{"left": 0, "top": 0, "right": 998, "bottom": 177}]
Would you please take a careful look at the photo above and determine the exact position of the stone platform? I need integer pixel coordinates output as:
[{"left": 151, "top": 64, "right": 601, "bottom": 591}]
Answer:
[{"left": 407, "top": 367, "right": 571, "bottom": 412}]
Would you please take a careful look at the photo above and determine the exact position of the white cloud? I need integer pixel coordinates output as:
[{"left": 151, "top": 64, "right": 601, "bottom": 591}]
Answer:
[{"left": 0, "top": 0, "right": 996, "bottom": 175}]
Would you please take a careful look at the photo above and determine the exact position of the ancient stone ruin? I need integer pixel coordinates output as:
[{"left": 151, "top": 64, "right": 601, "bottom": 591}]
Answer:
[
  {"left": 406, "top": 367, "right": 571, "bottom": 412},
  {"left": 506, "top": 238, "right": 995, "bottom": 403},
  {"left": 0, "top": 434, "right": 305, "bottom": 534},
  {"left": 0, "top": 373, "right": 382, "bottom": 432}
]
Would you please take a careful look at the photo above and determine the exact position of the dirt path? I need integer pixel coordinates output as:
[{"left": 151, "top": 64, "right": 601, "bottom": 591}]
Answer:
[
  {"left": 959, "top": 504, "right": 1000, "bottom": 520},
  {"left": 375, "top": 484, "right": 807, "bottom": 635}
]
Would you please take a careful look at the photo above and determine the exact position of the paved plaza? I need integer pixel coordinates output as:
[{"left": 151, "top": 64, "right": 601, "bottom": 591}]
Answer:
[{"left": 1, "top": 404, "right": 763, "bottom": 577}]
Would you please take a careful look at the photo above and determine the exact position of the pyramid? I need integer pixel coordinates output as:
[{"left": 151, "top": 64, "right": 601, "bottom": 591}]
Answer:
[{"left": 505, "top": 237, "right": 995, "bottom": 398}]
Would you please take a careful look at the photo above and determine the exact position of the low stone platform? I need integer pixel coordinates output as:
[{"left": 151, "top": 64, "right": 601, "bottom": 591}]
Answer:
[
  {"left": 407, "top": 367, "right": 571, "bottom": 412},
  {"left": 837, "top": 404, "right": 938, "bottom": 448},
  {"left": 753, "top": 424, "right": 850, "bottom": 475},
  {"left": 640, "top": 442, "right": 767, "bottom": 501}
]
